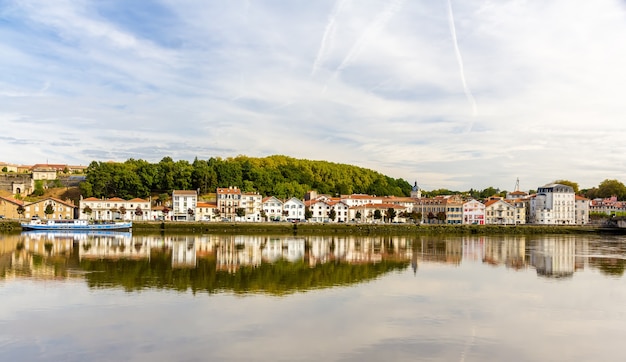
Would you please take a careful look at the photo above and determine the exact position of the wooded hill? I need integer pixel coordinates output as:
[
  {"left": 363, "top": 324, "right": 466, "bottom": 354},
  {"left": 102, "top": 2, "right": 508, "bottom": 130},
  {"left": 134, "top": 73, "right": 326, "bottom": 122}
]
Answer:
[{"left": 79, "top": 155, "right": 412, "bottom": 200}]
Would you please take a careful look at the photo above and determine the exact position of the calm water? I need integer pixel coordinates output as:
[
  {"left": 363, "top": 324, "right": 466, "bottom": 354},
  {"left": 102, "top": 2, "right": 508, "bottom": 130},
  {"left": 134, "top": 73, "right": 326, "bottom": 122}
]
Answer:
[{"left": 1, "top": 232, "right": 625, "bottom": 362}]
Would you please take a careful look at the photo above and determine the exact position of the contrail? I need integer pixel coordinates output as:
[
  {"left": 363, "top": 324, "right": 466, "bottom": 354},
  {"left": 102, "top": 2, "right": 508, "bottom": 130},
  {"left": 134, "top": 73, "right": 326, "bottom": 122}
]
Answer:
[
  {"left": 447, "top": 0, "right": 477, "bottom": 118},
  {"left": 327, "top": 0, "right": 404, "bottom": 86},
  {"left": 311, "top": 0, "right": 347, "bottom": 77}
]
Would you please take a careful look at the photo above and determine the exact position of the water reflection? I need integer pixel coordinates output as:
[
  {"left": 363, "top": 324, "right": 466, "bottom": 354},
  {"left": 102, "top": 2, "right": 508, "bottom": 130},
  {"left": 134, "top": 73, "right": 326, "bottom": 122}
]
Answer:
[{"left": 1, "top": 233, "right": 625, "bottom": 292}]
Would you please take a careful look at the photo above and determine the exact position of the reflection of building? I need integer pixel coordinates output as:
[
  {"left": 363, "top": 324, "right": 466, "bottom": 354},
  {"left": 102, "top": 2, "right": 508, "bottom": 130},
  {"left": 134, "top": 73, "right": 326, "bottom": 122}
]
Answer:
[
  {"left": 529, "top": 237, "right": 575, "bottom": 278},
  {"left": 482, "top": 237, "right": 526, "bottom": 269}
]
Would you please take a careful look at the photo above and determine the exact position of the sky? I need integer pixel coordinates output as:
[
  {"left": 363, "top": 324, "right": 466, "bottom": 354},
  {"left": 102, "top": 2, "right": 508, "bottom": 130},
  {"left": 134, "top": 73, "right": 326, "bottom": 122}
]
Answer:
[{"left": 2, "top": 0, "right": 626, "bottom": 192}]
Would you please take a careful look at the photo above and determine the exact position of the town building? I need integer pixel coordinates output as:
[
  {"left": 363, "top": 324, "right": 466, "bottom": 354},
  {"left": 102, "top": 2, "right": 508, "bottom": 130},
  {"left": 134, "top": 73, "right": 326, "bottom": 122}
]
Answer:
[
  {"left": 0, "top": 195, "right": 24, "bottom": 219},
  {"left": 172, "top": 190, "right": 197, "bottom": 221},
  {"left": 529, "top": 183, "right": 575, "bottom": 224},
  {"left": 575, "top": 196, "right": 590, "bottom": 225},
  {"left": 462, "top": 199, "right": 485, "bottom": 225},
  {"left": 484, "top": 199, "right": 517, "bottom": 225},
  {"left": 240, "top": 192, "right": 263, "bottom": 222},
  {"left": 262, "top": 196, "right": 284, "bottom": 221},
  {"left": 79, "top": 196, "right": 151, "bottom": 221},
  {"left": 217, "top": 187, "right": 242, "bottom": 221},
  {"left": 24, "top": 197, "right": 76, "bottom": 220},
  {"left": 283, "top": 197, "right": 305, "bottom": 221}
]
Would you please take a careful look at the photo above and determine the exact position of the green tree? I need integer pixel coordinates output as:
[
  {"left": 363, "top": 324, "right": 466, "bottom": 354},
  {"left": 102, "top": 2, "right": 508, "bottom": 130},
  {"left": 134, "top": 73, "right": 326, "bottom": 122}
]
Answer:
[
  {"left": 373, "top": 210, "right": 382, "bottom": 220},
  {"left": 304, "top": 207, "right": 312, "bottom": 220},
  {"left": 17, "top": 205, "right": 25, "bottom": 219},
  {"left": 597, "top": 179, "right": 626, "bottom": 199},
  {"left": 436, "top": 211, "right": 447, "bottom": 223},
  {"left": 385, "top": 208, "right": 397, "bottom": 222},
  {"left": 355, "top": 211, "right": 362, "bottom": 220},
  {"left": 329, "top": 209, "right": 337, "bottom": 221},
  {"left": 44, "top": 204, "right": 54, "bottom": 219},
  {"left": 32, "top": 180, "right": 45, "bottom": 196},
  {"left": 236, "top": 208, "right": 246, "bottom": 218},
  {"left": 83, "top": 205, "right": 93, "bottom": 217}
]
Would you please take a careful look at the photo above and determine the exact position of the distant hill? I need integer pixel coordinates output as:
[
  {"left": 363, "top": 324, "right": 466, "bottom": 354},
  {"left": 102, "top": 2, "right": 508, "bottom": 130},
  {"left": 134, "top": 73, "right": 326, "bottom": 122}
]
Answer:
[{"left": 79, "top": 155, "right": 412, "bottom": 200}]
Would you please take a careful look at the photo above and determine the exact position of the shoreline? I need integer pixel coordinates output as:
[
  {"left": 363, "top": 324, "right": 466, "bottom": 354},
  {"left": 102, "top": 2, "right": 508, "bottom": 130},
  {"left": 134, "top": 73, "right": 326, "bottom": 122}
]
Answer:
[{"left": 2, "top": 219, "right": 619, "bottom": 235}]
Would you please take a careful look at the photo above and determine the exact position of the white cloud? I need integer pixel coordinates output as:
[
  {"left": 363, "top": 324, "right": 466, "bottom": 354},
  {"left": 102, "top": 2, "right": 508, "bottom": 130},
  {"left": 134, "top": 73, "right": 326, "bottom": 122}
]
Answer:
[{"left": 1, "top": 0, "right": 626, "bottom": 191}]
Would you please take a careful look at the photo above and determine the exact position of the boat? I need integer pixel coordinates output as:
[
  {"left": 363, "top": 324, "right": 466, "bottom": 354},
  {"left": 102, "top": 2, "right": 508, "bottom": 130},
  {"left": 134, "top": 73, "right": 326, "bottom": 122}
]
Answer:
[{"left": 21, "top": 218, "right": 132, "bottom": 232}]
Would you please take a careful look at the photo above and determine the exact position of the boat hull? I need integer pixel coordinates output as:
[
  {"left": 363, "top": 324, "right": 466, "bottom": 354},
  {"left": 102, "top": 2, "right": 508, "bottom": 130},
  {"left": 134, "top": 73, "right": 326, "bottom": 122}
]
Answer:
[{"left": 21, "top": 222, "right": 132, "bottom": 232}]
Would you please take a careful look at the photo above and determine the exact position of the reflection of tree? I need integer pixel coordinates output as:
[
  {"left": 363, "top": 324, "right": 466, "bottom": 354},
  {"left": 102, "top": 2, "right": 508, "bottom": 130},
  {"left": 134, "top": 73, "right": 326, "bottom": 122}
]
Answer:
[
  {"left": 79, "top": 251, "right": 408, "bottom": 295},
  {"left": 590, "top": 257, "right": 625, "bottom": 277}
]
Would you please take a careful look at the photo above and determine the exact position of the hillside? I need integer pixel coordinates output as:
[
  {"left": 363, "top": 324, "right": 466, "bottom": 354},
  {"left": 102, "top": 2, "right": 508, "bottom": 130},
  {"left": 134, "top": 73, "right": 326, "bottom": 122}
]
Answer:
[{"left": 80, "top": 155, "right": 412, "bottom": 200}]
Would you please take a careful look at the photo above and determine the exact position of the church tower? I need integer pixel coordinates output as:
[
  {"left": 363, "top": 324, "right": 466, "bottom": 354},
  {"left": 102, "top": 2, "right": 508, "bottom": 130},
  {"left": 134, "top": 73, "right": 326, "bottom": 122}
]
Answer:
[{"left": 410, "top": 180, "right": 421, "bottom": 199}]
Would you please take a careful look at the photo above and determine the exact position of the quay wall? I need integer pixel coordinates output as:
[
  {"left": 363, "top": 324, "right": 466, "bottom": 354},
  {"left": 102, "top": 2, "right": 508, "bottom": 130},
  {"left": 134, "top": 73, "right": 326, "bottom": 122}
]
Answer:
[{"left": 0, "top": 219, "right": 617, "bottom": 235}]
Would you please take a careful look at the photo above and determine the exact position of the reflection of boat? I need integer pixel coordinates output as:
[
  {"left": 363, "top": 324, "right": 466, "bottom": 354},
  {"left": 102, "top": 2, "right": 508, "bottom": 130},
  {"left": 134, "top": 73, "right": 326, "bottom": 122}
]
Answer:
[
  {"left": 21, "top": 230, "right": 132, "bottom": 240},
  {"left": 21, "top": 219, "right": 132, "bottom": 232}
]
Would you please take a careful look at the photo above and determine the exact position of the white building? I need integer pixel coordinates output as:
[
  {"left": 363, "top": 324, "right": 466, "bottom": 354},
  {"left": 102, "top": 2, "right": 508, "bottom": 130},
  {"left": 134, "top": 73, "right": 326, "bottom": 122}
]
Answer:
[
  {"left": 79, "top": 196, "right": 151, "bottom": 221},
  {"left": 574, "top": 195, "right": 590, "bottom": 225},
  {"left": 307, "top": 199, "right": 331, "bottom": 222},
  {"left": 484, "top": 199, "right": 517, "bottom": 225},
  {"left": 217, "top": 187, "right": 242, "bottom": 221},
  {"left": 172, "top": 190, "right": 197, "bottom": 221},
  {"left": 262, "top": 196, "right": 284, "bottom": 221},
  {"left": 283, "top": 197, "right": 305, "bottom": 221},
  {"left": 462, "top": 199, "right": 485, "bottom": 225},
  {"left": 530, "top": 183, "right": 575, "bottom": 224},
  {"left": 241, "top": 192, "right": 263, "bottom": 222}
]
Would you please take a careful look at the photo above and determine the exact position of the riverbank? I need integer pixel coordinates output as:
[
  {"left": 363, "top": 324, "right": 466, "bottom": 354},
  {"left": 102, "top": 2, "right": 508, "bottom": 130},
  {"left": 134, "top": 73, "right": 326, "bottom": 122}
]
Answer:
[
  {"left": 129, "top": 221, "right": 619, "bottom": 235},
  {"left": 1, "top": 219, "right": 620, "bottom": 235}
]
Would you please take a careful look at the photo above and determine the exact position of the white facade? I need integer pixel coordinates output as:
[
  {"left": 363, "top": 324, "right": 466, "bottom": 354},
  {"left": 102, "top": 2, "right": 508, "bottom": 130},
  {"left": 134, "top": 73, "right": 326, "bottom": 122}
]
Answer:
[
  {"left": 172, "top": 190, "right": 197, "bottom": 221},
  {"left": 485, "top": 199, "right": 517, "bottom": 225},
  {"left": 262, "top": 196, "right": 284, "bottom": 221},
  {"left": 241, "top": 192, "right": 263, "bottom": 222},
  {"left": 79, "top": 197, "right": 151, "bottom": 221},
  {"left": 462, "top": 199, "right": 485, "bottom": 225},
  {"left": 530, "top": 184, "right": 575, "bottom": 224},
  {"left": 308, "top": 200, "right": 330, "bottom": 222},
  {"left": 575, "top": 196, "right": 590, "bottom": 225},
  {"left": 283, "top": 197, "right": 305, "bottom": 221}
]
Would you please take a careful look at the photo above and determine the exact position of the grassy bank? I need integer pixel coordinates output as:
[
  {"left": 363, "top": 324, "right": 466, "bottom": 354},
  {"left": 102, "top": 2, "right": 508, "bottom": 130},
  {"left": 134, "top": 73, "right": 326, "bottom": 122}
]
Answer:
[
  {"left": 2, "top": 219, "right": 619, "bottom": 235},
  {"left": 132, "top": 221, "right": 615, "bottom": 236}
]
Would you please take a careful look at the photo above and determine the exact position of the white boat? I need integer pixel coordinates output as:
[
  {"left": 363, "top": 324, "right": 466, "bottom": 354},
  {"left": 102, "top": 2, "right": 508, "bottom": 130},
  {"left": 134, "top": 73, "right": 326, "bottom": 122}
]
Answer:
[{"left": 21, "top": 218, "right": 132, "bottom": 232}]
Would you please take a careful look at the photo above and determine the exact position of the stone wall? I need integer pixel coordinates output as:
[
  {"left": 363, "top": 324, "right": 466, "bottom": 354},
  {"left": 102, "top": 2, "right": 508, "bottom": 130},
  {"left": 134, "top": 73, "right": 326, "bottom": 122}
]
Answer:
[{"left": 0, "top": 174, "right": 33, "bottom": 195}]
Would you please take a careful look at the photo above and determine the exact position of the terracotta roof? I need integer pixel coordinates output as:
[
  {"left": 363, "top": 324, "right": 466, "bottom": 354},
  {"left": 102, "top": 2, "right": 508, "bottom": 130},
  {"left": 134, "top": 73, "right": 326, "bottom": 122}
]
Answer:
[
  {"left": 129, "top": 198, "right": 149, "bottom": 202},
  {"left": 0, "top": 195, "right": 24, "bottom": 206},
  {"left": 172, "top": 190, "right": 197, "bottom": 195},
  {"left": 217, "top": 187, "right": 241, "bottom": 195}
]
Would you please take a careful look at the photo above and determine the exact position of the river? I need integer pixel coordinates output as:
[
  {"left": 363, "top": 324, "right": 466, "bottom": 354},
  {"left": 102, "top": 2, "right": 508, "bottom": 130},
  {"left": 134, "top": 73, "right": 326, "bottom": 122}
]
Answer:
[{"left": 1, "top": 232, "right": 625, "bottom": 361}]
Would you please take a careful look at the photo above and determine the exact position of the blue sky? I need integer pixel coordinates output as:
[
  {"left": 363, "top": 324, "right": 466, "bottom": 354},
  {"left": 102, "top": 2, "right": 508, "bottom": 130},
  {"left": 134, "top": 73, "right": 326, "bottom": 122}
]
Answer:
[{"left": 2, "top": 0, "right": 626, "bottom": 192}]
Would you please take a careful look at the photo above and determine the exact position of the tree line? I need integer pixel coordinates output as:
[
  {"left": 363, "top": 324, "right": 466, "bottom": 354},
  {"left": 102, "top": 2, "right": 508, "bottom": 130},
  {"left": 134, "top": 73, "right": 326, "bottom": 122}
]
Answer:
[{"left": 79, "top": 155, "right": 413, "bottom": 200}]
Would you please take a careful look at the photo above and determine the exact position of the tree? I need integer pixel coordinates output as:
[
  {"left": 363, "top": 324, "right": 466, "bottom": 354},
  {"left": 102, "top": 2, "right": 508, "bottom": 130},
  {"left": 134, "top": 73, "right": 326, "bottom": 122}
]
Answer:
[
  {"left": 119, "top": 206, "right": 127, "bottom": 220},
  {"left": 83, "top": 205, "right": 93, "bottom": 217},
  {"left": 17, "top": 205, "right": 25, "bottom": 219},
  {"left": 355, "top": 211, "right": 362, "bottom": 220},
  {"left": 385, "top": 208, "right": 397, "bottom": 222},
  {"left": 135, "top": 206, "right": 143, "bottom": 217},
  {"left": 1, "top": 167, "right": 7, "bottom": 172},
  {"left": 373, "top": 209, "right": 382, "bottom": 220},
  {"left": 597, "top": 179, "right": 626, "bottom": 200},
  {"left": 32, "top": 180, "right": 45, "bottom": 196},
  {"left": 44, "top": 204, "right": 54, "bottom": 219},
  {"left": 436, "top": 211, "right": 447, "bottom": 223},
  {"left": 236, "top": 208, "right": 246, "bottom": 218},
  {"left": 304, "top": 207, "right": 312, "bottom": 220},
  {"left": 162, "top": 206, "right": 170, "bottom": 220},
  {"left": 553, "top": 179, "right": 579, "bottom": 194},
  {"left": 329, "top": 209, "right": 337, "bottom": 221},
  {"left": 427, "top": 212, "right": 435, "bottom": 223},
  {"left": 187, "top": 208, "right": 195, "bottom": 220}
]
